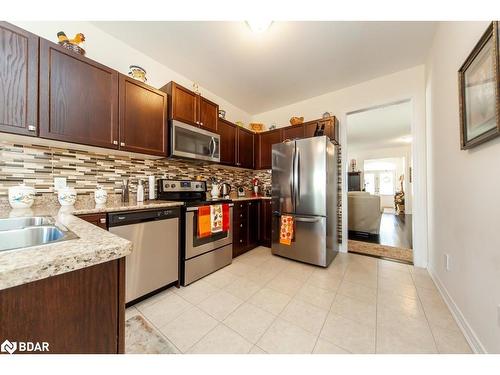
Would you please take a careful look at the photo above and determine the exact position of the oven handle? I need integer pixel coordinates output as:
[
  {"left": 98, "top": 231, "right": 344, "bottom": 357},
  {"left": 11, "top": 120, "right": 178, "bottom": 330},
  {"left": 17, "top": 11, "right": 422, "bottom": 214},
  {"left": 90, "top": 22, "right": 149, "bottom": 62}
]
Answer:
[{"left": 186, "top": 203, "right": 234, "bottom": 212}]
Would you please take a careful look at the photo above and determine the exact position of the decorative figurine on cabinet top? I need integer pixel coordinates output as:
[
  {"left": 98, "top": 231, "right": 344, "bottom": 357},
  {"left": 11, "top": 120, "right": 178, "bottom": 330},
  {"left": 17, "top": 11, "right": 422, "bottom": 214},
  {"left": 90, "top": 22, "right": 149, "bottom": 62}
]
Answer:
[
  {"left": 128, "top": 65, "right": 147, "bottom": 83},
  {"left": 57, "top": 31, "right": 86, "bottom": 56}
]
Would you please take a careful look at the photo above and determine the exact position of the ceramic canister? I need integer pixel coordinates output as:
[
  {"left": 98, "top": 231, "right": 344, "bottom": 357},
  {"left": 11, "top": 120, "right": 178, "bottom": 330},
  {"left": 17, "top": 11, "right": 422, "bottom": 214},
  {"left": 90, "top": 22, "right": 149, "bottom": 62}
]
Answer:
[
  {"left": 8, "top": 183, "right": 35, "bottom": 208},
  {"left": 58, "top": 186, "right": 77, "bottom": 206},
  {"left": 94, "top": 186, "right": 108, "bottom": 205}
]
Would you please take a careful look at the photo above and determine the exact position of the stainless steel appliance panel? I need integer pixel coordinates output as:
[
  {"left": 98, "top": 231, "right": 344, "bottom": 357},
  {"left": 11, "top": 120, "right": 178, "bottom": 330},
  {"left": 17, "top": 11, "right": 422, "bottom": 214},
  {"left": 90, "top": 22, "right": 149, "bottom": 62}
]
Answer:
[
  {"left": 184, "top": 243, "right": 232, "bottom": 286},
  {"left": 271, "top": 141, "right": 295, "bottom": 214},
  {"left": 109, "top": 217, "right": 179, "bottom": 303},
  {"left": 271, "top": 214, "right": 328, "bottom": 266},
  {"left": 295, "top": 137, "right": 327, "bottom": 217},
  {"left": 185, "top": 206, "right": 233, "bottom": 259},
  {"left": 171, "top": 120, "right": 220, "bottom": 162}
]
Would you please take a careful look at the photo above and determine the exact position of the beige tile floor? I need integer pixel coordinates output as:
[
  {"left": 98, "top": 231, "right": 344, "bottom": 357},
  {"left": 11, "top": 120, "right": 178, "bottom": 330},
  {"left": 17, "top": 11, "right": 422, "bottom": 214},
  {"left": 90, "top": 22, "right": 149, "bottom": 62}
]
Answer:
[{"left": 125, "top": 246, "right": 472, "bottom": 354}]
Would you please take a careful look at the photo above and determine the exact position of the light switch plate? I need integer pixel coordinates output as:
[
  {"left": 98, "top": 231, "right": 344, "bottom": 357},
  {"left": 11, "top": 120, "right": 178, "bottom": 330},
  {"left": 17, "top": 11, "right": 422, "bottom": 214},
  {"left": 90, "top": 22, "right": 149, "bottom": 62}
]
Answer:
[{"left": 54, "top": 177, "right": 67, "bottom": 190}]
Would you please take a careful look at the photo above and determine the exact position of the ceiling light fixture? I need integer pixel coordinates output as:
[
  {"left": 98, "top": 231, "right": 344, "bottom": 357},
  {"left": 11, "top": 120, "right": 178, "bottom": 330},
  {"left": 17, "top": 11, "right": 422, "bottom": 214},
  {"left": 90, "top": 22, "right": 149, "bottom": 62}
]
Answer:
[{"left": 245, "top": 20, "right": 273, "bottom": 34}]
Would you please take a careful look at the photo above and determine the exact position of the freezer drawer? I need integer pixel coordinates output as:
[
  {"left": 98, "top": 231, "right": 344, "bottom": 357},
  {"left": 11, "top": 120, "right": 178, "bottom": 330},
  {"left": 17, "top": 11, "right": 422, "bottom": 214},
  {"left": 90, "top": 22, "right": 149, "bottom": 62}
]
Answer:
[{"left": 272, "top": 214, "right": 334, "bottom": 267}]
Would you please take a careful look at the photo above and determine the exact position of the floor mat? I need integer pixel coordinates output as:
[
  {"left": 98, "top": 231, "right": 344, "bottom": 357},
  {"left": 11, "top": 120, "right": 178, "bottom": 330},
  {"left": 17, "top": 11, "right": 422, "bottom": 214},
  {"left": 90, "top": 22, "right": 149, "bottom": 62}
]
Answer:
[{"left": 125, "top": 314, "right": 179, "bottom": 354}]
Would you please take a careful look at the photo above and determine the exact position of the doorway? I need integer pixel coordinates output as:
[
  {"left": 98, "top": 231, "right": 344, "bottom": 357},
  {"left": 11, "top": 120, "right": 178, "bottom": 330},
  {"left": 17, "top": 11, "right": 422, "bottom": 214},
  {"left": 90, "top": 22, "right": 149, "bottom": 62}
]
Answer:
[{"left": 345, "top": 100, "right": 413, "bottom": 263}]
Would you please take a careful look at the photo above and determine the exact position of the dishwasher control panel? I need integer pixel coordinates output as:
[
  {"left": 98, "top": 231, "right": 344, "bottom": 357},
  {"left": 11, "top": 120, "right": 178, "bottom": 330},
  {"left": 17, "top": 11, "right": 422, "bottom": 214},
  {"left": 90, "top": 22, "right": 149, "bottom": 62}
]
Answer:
[{"left": 108, "top": 207, "right": 180, "bottom": 227}]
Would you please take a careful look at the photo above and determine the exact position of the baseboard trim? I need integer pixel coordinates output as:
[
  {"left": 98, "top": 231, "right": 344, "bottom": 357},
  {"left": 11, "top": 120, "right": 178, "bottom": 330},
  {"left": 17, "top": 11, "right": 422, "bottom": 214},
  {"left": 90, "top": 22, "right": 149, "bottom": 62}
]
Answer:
[{"left": 427, "top": 266, "right": 487, "bottom": 354}]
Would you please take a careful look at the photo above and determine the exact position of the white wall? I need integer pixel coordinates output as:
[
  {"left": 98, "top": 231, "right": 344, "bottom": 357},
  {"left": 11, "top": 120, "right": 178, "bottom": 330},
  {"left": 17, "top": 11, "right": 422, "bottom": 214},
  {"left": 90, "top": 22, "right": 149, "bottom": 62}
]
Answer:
[
  {"left": 252, "top": 66, "right": 428, "bottom": 267},
  {"left": 12, "top": 21, "right": 251, "bottom": 125},
  {"left": 348, "top": 145, "right": 413, "bottom": 213},
  {"left": 425, "top": 21, "right": 500, "bottom": 353}
]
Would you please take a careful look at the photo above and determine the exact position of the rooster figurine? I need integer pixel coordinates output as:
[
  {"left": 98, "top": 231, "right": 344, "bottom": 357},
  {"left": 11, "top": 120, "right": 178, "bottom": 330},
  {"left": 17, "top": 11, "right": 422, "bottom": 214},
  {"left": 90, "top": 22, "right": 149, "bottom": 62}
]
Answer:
[{"left": 57, "top": 31, "right": 86, "bottom": 56}]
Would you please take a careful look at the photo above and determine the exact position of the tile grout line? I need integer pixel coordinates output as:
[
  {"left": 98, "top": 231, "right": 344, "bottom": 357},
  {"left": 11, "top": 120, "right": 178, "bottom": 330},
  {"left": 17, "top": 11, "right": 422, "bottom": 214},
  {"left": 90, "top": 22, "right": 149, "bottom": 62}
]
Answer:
[
  {"left": 311, "top": 260, "right": 350, "bottom": 353},
  {"left": 410, "top": 268, "right": 441, "bottom": 353}
]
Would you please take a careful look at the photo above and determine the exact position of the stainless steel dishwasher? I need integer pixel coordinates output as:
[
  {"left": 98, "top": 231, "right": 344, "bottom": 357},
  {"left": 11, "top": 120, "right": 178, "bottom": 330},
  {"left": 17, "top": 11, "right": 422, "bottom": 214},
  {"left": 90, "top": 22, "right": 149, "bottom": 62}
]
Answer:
[{"left": 108, "top": 207, "right": 180, "bottom": 305}]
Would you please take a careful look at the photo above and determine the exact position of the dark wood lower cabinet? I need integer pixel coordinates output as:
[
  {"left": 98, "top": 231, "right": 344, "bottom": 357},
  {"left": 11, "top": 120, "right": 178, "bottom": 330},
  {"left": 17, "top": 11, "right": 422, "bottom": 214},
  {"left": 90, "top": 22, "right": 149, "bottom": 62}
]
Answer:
[
  {"left": 76, "top": 213, "right": 108, "bottom": 230},
  {"left": 233, "top": 199, "right": 276, "bottom": 257},
  {"left": 232, "top": 200, "right": 261, "bottom": 258},
  {"left": 260, "top": 199, "right": 273, "bottom": 248},
  {"left": 0, "top": 258, "right": 125, "bottom": 354}
]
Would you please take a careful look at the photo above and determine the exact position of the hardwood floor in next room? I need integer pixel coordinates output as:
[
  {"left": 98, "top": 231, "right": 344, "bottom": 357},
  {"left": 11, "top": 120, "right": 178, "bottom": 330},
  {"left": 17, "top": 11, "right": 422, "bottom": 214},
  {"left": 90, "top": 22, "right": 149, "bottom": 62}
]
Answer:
[{"left": 125, "top": 247, "right": 471, "bottom": 354}]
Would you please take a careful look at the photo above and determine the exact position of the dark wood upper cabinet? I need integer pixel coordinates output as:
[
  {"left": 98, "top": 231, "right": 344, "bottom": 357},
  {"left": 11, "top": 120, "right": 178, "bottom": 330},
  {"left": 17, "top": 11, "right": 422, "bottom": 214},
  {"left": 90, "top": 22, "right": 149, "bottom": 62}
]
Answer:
[
  {"left": 119, "top": 75, "right": 168, "bottom": 156},
  {"left": 0, "top": 22, "right": 39, "bottom": 136},
  {"left": 163, "top": 81, "right": 197, "bottom": 125},
  {"left": 39, "top": 39, "right": 119, "bottom": 149},
  {"left": 303, "top": 116, "right": 339, "bottom": 144},
  {"left": 282, "top": 125, "right": 305, "bottom": 141},
  {"left": 218, "top": 118, "right": 237, "bottom": 165},
  {"left": 199, "top": 96, "right": 218, "bottom": 131},
  {"left": 162, "top": 81, "right": 219, "bottom": 131},
  {"left": 256, "top": 128, "right": 282, "bottom": 169},
  {"left": 237, "top": 127, "right": 254, "bottom": 169}
]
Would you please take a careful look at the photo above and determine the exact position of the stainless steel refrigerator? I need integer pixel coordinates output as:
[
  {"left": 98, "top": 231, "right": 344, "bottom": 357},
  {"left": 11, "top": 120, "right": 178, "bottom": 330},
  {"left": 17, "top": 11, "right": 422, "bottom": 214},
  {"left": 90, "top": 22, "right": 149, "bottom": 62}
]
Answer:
[{"left": 271, "top": 136, "right": 338, "bottom": 267}]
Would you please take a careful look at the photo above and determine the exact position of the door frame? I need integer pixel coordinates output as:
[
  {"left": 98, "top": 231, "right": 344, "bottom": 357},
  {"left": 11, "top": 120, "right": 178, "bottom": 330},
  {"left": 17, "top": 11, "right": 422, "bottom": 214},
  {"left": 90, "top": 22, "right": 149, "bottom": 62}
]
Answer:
[{"left": 340, "top": 98, "right": 429, "bottom": 268}]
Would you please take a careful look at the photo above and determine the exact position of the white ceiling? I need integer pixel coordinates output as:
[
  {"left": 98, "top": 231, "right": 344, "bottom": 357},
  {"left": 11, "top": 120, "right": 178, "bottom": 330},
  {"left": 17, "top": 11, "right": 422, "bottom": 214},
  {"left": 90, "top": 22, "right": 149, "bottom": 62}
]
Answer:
[
  {"left": 347, "top": 100, "right": 412, "bottom": 151},
  {"left": 92, "top": 21, "right": 436, "bottom": 115}
]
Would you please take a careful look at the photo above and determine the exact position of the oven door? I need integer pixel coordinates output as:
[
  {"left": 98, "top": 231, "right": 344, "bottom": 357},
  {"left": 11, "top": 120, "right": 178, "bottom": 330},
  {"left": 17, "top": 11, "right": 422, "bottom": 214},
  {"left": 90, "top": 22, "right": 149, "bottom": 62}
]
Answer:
[
  {"left": 185, "top": 205, "right": 233, "bottom": 259},
  {"left": 171, "top": 120, "right": 220, "bottom": 162}
]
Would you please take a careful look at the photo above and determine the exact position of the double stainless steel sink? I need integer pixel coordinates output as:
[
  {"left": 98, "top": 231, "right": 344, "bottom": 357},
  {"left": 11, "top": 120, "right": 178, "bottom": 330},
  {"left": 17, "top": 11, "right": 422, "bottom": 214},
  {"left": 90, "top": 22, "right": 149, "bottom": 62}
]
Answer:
[{"left": 0, "top": 216, "right": 79, "bottom": 252}]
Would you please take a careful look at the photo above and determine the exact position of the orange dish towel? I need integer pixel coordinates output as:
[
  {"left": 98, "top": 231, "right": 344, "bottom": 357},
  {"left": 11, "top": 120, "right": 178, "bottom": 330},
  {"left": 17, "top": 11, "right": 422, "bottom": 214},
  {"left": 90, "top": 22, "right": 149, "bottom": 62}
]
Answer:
[
  {"left": 198, "top": 206, "right": 211, "bottom": 238},
  {"left": 222, "top": 204, "right": 230, "bottom": 232},
  {"left": 279, "top": 215, "right": 294, "bottom": 245}
]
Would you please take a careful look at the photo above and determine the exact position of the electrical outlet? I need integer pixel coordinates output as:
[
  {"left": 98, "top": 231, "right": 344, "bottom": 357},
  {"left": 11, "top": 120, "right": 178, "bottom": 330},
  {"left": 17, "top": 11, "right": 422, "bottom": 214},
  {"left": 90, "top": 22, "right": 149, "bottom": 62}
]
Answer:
[
  {"left": 444, "top": 254, "right": 450, "bottom": 271},
  {"left": 54, "top": 177, "right": 67, "bottom": 190}
]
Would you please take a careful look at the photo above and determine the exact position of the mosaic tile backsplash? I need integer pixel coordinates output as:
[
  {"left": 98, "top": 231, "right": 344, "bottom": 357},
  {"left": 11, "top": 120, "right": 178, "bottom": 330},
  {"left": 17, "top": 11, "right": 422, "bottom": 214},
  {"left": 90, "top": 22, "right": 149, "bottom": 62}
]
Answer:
[
  {"left": 0, "top": 139, "right": 341, "bottom": 243},
  {"left": 0, "top": 141, "right": 270, "bottom": 197}
]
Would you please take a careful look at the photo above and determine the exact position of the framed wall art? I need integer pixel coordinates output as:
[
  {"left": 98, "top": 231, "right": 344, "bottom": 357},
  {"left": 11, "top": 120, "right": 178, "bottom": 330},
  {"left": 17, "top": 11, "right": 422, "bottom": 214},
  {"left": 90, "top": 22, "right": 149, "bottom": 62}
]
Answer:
[{"left": 458, "top": 21, "right": 500, "bottom": 150}]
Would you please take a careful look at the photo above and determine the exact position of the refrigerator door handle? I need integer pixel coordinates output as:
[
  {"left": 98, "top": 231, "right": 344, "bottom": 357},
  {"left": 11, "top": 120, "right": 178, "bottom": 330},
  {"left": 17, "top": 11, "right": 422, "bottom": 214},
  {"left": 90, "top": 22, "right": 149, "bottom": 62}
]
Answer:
[
  {"left": 294, "top": 217, "right": 321, "bottom": 223},
  {"left": 296, "top": 149, "right": 301, "bottom": 206},
  {"left": 291, "top": 146, "right": 296, "bottom": 211}
]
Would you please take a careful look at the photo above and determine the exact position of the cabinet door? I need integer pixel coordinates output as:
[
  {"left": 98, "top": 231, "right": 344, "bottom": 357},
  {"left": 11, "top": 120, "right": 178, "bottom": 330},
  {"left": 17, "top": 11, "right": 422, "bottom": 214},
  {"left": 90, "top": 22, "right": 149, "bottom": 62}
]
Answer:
[
  {"left": 237, "top": 127, "right": 254, "bottom": 169},
  {"left": 39, "top": 39, "right": 119, "bottom": 148},
  {"left": 260, "top": 200, "right": 272, "bottom": 247},
  {"left": 119, "top": 75, "right": 168, "bottom": 156},
  {"left": 258, "top": 129, "right": 282, "bottom": 169},
  {"left": 76, "top": 213, "right": 108, "bottom": 230},
  {"left": 199, "top": 96, "right": 218, "bottom": 132},
  {"left": 282, "top": 125, "right": 304, "bottom": 141},
  {"left": 218, "top": 119, "right": 236, "bottom": 165},
  {"left": 303, "top": 121, "right": 319, "bottom": 138},
  {"left": 233, "top": 202, "right": 248, "bottom": 258},
  {"left": 247, "top": 200, "right": 260, "bottom": 248},
  {"left": 0, "top": 22, "right": 38, "bottom": 136},
  {"left": 171, "top": 83, "right": 197, "bottom": 125}
]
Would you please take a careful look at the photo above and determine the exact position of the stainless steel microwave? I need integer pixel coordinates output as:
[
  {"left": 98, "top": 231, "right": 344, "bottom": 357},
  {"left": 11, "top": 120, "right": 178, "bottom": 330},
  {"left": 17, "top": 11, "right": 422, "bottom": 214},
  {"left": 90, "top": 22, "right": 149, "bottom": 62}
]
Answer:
[{"left": 170, "top": 120, "right": 220, "bottom": 163}]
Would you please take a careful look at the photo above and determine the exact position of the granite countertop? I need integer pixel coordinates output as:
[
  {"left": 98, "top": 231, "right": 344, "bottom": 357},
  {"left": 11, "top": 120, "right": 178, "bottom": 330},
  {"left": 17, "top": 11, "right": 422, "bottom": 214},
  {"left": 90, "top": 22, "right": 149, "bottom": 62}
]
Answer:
[
  {"left": 63, "top": 198, "right": 185, "bottom": 215},
  {"left": 231, "top": 196, "right": 272, "bottom": 201},
  {"left": 0, "top": 198, "right": 184, "bottom": 291}
]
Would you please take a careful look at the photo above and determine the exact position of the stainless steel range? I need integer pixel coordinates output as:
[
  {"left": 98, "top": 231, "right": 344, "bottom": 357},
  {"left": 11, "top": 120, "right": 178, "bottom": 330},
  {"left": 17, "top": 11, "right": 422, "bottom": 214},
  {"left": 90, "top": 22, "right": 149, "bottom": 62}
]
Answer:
[{"left": 157, "top": 179, "right": 233, "bottom": 286}]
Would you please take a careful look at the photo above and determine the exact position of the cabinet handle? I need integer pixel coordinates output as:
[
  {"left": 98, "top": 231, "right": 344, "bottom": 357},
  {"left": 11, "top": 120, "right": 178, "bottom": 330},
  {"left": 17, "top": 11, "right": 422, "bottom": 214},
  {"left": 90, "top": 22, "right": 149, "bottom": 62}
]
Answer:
[
  {"left": 240, "top": 224, "right": 243, "bottom": 227},
  {"left": 28, "top": 125, "right": 36, "bottom": 132},
  {"left": 113, "top": 140, "right": 118, "bottom": 145},
  {"left": 240, "top": 214, "right": 243, "bottom": 218},
  {"left": 240, "top": 239, "right": 243, "bottom": 243},
  {"left": 120, "top": 142, "right": 125, "bottom": 147},
  {"left": 99, "top": 218, "right": 106, "bottom": 224},
  {"left": 201, "top": 122, "right": 204, "bottom": 126},
  {"left": 248, "top": 202, "right": 252, "bottom": 205}
]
